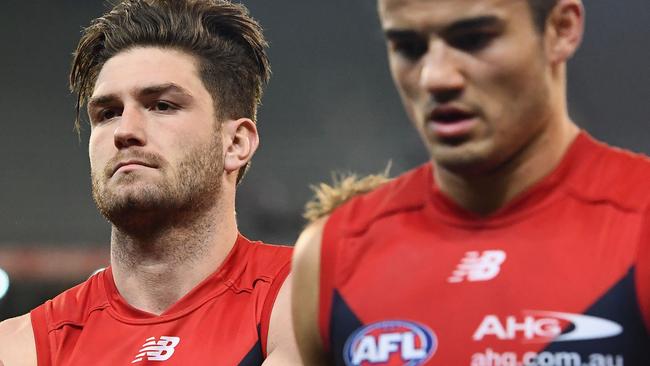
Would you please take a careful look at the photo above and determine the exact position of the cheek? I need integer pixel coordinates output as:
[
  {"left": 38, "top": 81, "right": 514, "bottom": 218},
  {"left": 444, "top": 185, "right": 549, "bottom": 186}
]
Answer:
[
  {"left": 88, "top": 128, "right": 112, "bottom": 169},
  {"left": 496, "top": 37, "right": 546, "bottom": 98},
  {"left": 390, "top": 58, "right": 419, "bottom": 98},
  {"left": 476, "top": 50, "right": 545, "bottom": 125},
  {"left": 389, "top": 58, "right": 422, "bottom": 119}
]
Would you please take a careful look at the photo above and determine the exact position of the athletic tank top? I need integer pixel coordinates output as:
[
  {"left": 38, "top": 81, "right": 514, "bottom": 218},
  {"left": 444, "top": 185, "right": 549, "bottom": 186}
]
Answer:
[
  {"left": 31, "top": 234, "right": 291, "bottom": 365},
  {"left": 320, "top": 133, "right": 650, "bottom": 365}
]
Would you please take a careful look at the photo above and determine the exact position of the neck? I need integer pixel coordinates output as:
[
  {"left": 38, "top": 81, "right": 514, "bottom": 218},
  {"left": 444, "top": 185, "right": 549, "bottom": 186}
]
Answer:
[{"left": 109, "top": 192, "right": 238, "bottom": 315}]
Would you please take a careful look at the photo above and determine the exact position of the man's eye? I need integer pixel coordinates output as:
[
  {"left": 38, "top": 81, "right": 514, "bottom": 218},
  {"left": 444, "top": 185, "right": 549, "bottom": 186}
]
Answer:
[
  {"left": 151, "top": 101, "right": 177, "bottom": 111},
  {"left": 100, "top": 109, "right": 119, "bottom": 121},
  {"left": 448, "top": 32, "right": 495, "bottom": 52},
  {"left": 391, "top": 39, "right": 428, "bottom": 60}
]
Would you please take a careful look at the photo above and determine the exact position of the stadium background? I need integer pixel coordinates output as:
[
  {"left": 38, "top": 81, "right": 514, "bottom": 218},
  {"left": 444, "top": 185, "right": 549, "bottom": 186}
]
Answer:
[{"left": 0, "top": 0, "right": 648, "bottom": 319}]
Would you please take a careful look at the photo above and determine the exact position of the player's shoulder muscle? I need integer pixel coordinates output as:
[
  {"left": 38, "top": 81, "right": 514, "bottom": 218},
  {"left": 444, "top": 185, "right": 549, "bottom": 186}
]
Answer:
[
  {"left": 292, "top": 216, "right": 328, "bottom": 366},
  {"left": 0, "top": 314, "right": 37, "bottom": 366}
]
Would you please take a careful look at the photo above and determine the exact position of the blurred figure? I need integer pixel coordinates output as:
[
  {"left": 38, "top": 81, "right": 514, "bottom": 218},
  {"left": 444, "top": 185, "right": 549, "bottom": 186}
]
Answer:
[
  {"left": 0, "top": 1, "right": 300, "bottom": 365},
  {"left": 292, "top": 0, "right": 650, "bottom": 364}
]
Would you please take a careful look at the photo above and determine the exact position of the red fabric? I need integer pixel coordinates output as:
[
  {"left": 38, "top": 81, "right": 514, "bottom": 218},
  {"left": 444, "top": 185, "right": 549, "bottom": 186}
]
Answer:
[
  {"left": 30, "top": 234, "right": 291, "bottom": 365},
  {"left": 320, "top": 132, "right": 650, "bottom": 364},
  {"left": 259, "top": 258, "right": 290, "bottom": 358}
]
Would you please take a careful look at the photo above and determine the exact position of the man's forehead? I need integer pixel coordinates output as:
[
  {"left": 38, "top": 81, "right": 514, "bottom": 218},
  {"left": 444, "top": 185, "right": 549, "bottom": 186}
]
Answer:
[
  {"left": 378, "top": 0, "right": 523, "bottom": 29},
  {"left": 91, "top": 47, "right": 204, "bottom": 100}
]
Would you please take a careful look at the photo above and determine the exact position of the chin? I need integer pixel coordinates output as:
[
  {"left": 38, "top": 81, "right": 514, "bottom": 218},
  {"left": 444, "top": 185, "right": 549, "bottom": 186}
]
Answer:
[
  {"left": 95, "top": 184, "right": 166, "bottom": 213},
  {"left": 429, "top": 140, "right": 497, "bottom": 176}
]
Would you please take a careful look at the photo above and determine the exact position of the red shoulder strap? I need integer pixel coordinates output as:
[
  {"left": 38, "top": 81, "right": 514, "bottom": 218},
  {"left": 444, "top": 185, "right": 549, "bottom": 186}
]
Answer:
[{"left": 259, "top": 260, "right": 291, "bottom": 357}]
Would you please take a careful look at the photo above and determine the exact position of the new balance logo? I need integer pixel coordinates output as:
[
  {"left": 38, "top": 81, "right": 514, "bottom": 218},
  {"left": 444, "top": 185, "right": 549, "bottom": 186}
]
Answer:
[
  {"left": 447, "top": 250, "right": 506, "bottom": 283},
  {"left": 131, "top": 336, "right": 181, "bottom": 363}
]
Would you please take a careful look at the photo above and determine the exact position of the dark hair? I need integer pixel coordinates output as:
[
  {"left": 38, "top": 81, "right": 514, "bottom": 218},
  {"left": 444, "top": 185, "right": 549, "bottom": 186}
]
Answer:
[
  {"left": 70, "top": 0, "right": 271, "bottom": 183},
  {"left": 527, "top": 0, "right": 560, "bottom": 33}
]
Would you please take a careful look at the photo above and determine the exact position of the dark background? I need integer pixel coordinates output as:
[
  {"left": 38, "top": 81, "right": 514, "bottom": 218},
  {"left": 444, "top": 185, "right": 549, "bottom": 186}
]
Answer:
[{"left": 0, "top": 1, "right": 648, "bottom": 318}]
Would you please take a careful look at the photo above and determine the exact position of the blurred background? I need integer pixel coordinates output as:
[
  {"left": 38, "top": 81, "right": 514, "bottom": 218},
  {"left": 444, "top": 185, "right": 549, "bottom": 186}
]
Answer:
[{"left": 0, "top": 0, "right": 648, "bottom": 319}]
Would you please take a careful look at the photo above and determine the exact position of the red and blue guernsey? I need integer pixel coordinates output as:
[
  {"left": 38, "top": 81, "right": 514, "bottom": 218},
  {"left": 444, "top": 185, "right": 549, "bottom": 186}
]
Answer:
[
  {"left": 30, "top": 234, "right": 291, "bottom": 366},
  {"left": 319, "top": 132, "right": 650, "bottom": 365}
]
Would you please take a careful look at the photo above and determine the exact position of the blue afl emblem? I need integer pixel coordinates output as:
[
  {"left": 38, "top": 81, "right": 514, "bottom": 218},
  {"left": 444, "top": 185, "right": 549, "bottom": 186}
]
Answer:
[{"left": 343, "top": 320, "right": 437, "bottom": 366}]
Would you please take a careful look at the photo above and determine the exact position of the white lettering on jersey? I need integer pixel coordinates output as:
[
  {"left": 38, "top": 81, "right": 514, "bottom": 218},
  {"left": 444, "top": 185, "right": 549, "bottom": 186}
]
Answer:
[
  {"left": 473, "top": 315, "right": 562, "bottom": 341},
  {"left": 473, "top": 311, "right": 622, "bottom": 342},
  {"left": 344, "top": 320, "right": 436, "bottom": 366},
  {"left": 131, "top": 336, "right": 181, "bottom": 363},
  {"left": 447, "top": 250, "right": 506, "bottom": 283},
  {"left": 351, "top": 332, "right": 428, "bottom": 364}
]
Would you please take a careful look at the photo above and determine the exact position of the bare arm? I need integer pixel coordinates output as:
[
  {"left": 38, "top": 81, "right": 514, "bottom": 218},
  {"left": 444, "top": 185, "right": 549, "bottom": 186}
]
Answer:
[
  {"left": 289, "top": 172, "right": 385, "bottom": 365},
  {"left": 291, "top": 217, "right": 329, "bottom": 366},
  {"left": 262, "top": 273, "right": 303, "bottom": 365},
  {"left": 0, "top": 314, "right": 37, "bottom": 366}
]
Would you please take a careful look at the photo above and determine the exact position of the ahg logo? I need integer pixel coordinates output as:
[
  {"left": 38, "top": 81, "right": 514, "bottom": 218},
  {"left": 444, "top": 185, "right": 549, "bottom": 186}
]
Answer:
[
  {"left": 344, "top": 320, "right": 436, "bottom": 366},
  {"left": 473, "top": 311, "right": 622, "bottom": 342},
  {"left": 131, "top": 336, "right": 181, "bottom": 363}
]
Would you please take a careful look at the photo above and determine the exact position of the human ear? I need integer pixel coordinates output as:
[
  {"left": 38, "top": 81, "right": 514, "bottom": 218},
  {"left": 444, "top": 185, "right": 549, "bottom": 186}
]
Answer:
[
  {"left": 222, "top": 118, "right": 259, "bottom": 176},
  {"left": 544, "top": 0, "right": 585, "bottom": 64}
]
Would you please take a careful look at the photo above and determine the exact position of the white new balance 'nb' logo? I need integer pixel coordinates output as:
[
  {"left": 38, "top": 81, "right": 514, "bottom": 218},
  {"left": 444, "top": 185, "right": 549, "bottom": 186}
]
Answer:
[
  {"left": 448, "top": 250, "right": 506, "bottom": 283},
  {"left": 132, "top": 336, "right": 181, "bottom": 363}
]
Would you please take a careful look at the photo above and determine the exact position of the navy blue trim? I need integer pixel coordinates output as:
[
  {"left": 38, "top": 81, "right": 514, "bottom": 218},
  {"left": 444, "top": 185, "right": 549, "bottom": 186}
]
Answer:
[
  {"left": 238, "top": 325, "right": 264, "bottom": 366},
  {"left": 543, "top": 267, "right": 650, "bottom": 362},
  {"left": 329, "top": 290, "right": 364, "bottom": 366}
]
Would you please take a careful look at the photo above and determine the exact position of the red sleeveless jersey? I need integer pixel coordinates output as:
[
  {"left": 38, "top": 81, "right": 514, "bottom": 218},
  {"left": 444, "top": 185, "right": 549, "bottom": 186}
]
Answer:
[
  {"left": 30, "top": 234, "right": 291, "bottom": 366},
  {"left": 319, "top": 133, "right": 650, "bottom": 365}
]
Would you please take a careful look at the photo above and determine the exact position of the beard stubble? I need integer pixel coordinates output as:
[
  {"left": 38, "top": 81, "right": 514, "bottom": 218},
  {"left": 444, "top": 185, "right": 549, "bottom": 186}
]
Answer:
[{"left": 91, "top": 126, "right": 224, "bottom": 235}]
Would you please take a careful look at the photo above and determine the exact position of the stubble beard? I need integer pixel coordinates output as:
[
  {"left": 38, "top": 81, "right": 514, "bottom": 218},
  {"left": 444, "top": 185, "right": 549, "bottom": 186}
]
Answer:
[{"left": 91, "top": 130, "right": 224, "bottom": 237}]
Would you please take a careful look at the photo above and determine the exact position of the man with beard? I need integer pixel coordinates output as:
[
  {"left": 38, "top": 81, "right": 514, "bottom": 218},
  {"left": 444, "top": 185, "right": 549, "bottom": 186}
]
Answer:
[
  {"left": 292, "top": 0, "right": 650, "bottom": 365},
  {"left": 0, "top": 1, "right": 300, "bottom": 365}
]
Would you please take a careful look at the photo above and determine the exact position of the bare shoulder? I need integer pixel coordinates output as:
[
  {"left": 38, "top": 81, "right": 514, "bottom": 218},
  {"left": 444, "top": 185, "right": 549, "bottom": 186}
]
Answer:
[
  {"left": 291, "top": 216, "right": 327, "bottom": 305},
  {"left": 290, "top": 172, "right": 389, "bottom": 365},
  {"left": 291, "top": 217, "right": 329, "bottom": 366},
  {"left": 292, "top": 216, "right": 327, "bottom": 331},
  {"left": 0, "top": 314, "right": 37, "bottom": 366},
  {"left": 294, "top": 216, "right": 327, "bottom": 263}
]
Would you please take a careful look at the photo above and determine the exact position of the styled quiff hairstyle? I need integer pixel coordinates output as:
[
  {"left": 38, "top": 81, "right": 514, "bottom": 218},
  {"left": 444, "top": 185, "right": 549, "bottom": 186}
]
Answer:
[{"left": 70, "top": 0, "right": 271, "bottom": 183}]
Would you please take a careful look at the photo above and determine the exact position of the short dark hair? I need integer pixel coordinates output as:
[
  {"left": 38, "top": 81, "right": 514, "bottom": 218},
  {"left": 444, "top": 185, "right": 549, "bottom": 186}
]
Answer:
[
  {"left": 527, "top": 0, "right": 560, "bottom": 33},
  {"left": 70, "top": 0, "right": 271, "bottom": 183}
]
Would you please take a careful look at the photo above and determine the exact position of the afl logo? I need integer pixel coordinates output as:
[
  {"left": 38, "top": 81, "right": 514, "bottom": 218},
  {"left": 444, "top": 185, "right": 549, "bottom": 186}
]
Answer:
[{"left": 343, "top": 320, "right": 437, "bottom": 366}]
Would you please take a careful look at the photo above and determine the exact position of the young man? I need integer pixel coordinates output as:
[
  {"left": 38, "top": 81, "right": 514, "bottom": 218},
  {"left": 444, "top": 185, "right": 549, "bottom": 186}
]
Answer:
[
  {"left": 0, "top": 1, "right": 301, "bottom": 365},
  {"left": 293, "top": 0, "right": 650, "bottom": 365}
]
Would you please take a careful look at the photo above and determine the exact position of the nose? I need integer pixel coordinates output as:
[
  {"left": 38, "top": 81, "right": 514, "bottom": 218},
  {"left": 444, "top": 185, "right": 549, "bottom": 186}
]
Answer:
[
  {"left": 114, "top": 106, "right": 147, "bottom": 149},
  {"left": 419, "top": 41, "right": 465, "bottom": 103}
]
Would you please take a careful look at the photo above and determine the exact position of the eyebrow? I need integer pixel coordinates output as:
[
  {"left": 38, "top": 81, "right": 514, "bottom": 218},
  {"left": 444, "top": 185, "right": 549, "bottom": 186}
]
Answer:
[
  {"left": 444, "top": 16, "right": 502, "bottom": 34},
  {"left": 139, "top": 83, "right": 193, "bottom": 98},
  {"left": 384, "top": 15, "right": 502, "bottom": 40},
  {"left": 88, "top": 83, "right": 193, "bottom": 108}
]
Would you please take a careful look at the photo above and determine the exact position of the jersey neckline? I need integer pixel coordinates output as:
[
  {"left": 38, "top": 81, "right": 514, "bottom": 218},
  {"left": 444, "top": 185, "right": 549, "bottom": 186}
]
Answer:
[{"left": 101, "top": 233, "right": 251, "bottom": 324}]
